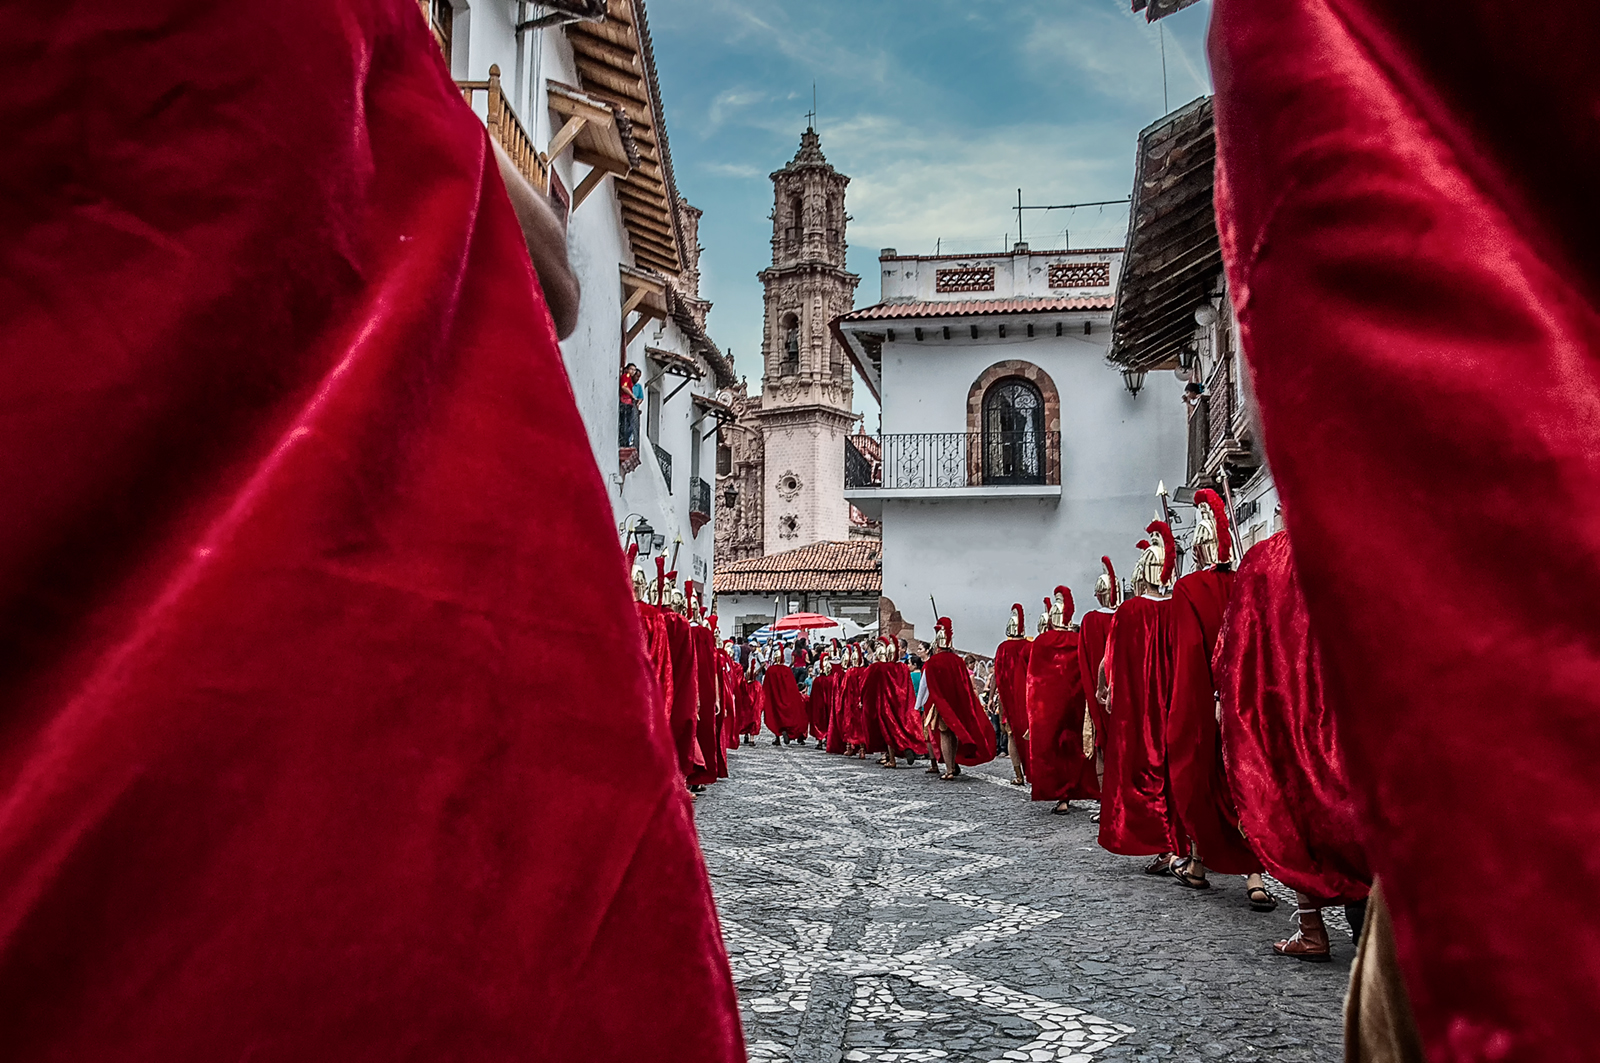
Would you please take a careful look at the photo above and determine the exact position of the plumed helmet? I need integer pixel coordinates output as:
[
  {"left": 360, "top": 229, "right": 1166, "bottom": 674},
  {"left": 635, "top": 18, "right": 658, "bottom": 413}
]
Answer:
[
  {"left": 628, "top": 543, "right": 648, "bottom": 601},
  {"left": 1095, "top": 555, "right": 1120, "bottom": 608},
  {"left": 1006, "top": 603, "right": 1025, "bottom": 639},
  {"left": 1191, "top": 488, "right": 1233, "bottom": 567},
  {"left": 1037, "top": 597, "right": 1051, "bottom": 635},
  {"left": 651, "top": 556, "right": 667, "bottom": 605},
  {"left": 1051, "top": 585, "right": 1076, "bottom": 630},
  {"left": 1135, "top": 521, "right": 1176, "bottom": 593},
  {"left": 935, "top": 616, "right": 953, "bottom": 650}
]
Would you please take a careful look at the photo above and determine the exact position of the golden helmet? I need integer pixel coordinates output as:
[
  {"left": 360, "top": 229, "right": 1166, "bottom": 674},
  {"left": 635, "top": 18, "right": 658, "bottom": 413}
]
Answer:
[
  {"left": 1095, "top": 555, "right": 1120, "bottom": 608},
  {"left": 1191, "top": 488, "right": 1233, "bottom": 568},
  {"left": 1005, "top": 603, "right": 1025, "bottom": 639},
  {"left": 1134, "top": 521, "right": 1176, "bottom": 594}
]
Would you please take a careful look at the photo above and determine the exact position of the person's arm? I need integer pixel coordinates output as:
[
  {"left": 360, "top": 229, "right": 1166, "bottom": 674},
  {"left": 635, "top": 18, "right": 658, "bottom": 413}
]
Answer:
[{"left": 492, "top": 140, "right": 580, "bottom": 339}]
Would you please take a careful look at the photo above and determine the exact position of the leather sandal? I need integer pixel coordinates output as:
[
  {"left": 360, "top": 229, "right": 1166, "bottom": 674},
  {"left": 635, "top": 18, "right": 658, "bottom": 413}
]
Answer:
[
  {"left": 1171, "top": 859, "right": 1211, "bottom": 890},
  {"left": 1143, "top": 853, "right": 1175, "bottom": 876},
  {"left": 1247, "top": 885, "right": 1280, "bottom": 912}
]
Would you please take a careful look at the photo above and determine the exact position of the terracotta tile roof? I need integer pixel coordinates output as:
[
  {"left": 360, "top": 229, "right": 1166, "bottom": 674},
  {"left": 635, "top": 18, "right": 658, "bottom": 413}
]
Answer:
[
  {"left": 838, "top": 295, "right": 1115, "bottom": 321},
  {"left": 713, "top": 540, "right": 882, "bottom": 595}
]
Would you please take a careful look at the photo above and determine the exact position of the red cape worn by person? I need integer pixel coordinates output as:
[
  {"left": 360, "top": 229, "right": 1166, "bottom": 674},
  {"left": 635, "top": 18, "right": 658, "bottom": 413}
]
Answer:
[
  {"left": 1165, "top": 492, "right": 1257, "bottom": 875},
  {"left": 992, "top": 606, "right": 1033, "bottom": 778},
  {"left": 1211, "top": 3, "right": 1600, "bottom": 1053},
  {"left": 1214, "top": 532, "right": 1370, "bottom": 904},
  {"left": 1099, "top": 528, "right": 1182, "bottom": 857},
  {"left": 762, "top": 660, "right": 808, "bottom": 741},
  {"left": 1025, "top": 588, "right": 1097, "bottom": 804},
  {"left": 0, "top": 2, "right": 743, "bottom": 1059},
  {"left": 863, "top": 642, "right": 921, "bottom": 756},
  {"left": 920, "top": 621, "right": 996, "bottom": 767},
  {"left": 662, "top": 605, "right": 704, "bottom": 777},
  {"left": 808, "top": 659, "right": 837, "bottom": 745},
  {"left": 720, "top": 653, "right": 745, "bottom": 752},
  {"left": 744, "top": 679, "right": 766, "bottom": 738},
  {"left": 838, "top": 659, "right": 870, "bottom": 751},
  {"left": 1079, "top": 556, "right": 1120, "bottom": 760},
  {"left": 687, "top": 620, "right": 722, "bottom": 787}
]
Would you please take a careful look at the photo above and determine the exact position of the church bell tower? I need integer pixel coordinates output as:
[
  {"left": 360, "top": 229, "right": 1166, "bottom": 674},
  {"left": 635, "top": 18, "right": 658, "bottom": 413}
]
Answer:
[{"left": 756, "top": 128, "right": 860, "bottom": 553}]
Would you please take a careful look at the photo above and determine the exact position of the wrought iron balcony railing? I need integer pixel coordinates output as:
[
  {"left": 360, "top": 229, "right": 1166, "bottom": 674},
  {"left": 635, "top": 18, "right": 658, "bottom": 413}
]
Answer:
[
  {"left": 690, "top": 476, "right": 713, "bottom": 517},
  {"left": 848, "top": 431, "right": 1061, "bottom": 490},
  {"left": 653, "top": 443, "right": 673, "bottom": 492}
]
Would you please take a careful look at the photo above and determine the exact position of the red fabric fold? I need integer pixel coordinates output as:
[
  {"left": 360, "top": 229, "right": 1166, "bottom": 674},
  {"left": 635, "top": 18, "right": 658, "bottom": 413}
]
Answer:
[
  {"left": 808, "top": 670, "right": 837, "bottom": 744},
  {"left": 922, "top": 652, "right": 996, "bottom": 766},
  {"left": 1211, "top": 2, "right": 1600, "bottom": 1054},
  {"left": 1077, "top": 609, "right": 1114, "bottom": 757},
  {"left": 687, "top": 625, "right": 722, "bottom": 786},
  {"left": 863, "top": 661, "right": 921, "bottom": 754},
  {"left": 1214, "top": 533, "right": 1369, "bottom": 904},
  {"left": 838, "top": 668, "right": 869, "bottom": 750},
  {"left": 1024, "top": 630, "right": 1097, "bottom": 802},
  {"left": 0, "top": 2, "right": 743, "bottom": 1058},
  {"left": 1098, "top": 597, "right": 1181, "bottom": 856},
  {"left": 762, "top": 664, "right": 808, "bottom": 740},
  {"left": 1165, "top": 568, "right": 1258, "bottom": 875},
  {"left": 664, "top": 612, "right": 703, "bottom": 775},
  {"left": 992, "top": 638, "right": 1033, "bottom": 773}
]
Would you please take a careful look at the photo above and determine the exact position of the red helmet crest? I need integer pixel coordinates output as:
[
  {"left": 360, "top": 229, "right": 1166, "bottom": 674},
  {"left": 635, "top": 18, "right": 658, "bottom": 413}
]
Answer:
[
  {"left": 1193, "top": 488, "right": 1233, "bottom": 564},
  {"left": 1146, "top": 520, "right": 1177, "bottom": 585},
  {"left": 1053, "top": 585, "right": 1076, "bottom": 624}
]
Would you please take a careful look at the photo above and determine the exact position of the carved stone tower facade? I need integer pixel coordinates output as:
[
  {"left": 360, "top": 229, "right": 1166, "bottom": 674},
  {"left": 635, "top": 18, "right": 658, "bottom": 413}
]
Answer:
[{"left": 755, "top": 129, "right": 860, "bottom": 554}]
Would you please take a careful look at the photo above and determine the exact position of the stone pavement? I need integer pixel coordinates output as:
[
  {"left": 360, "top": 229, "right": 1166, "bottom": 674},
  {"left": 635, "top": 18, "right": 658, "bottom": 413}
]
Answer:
[{"left": 693, "top": 740, "right": 1352, "bottom": 1063}]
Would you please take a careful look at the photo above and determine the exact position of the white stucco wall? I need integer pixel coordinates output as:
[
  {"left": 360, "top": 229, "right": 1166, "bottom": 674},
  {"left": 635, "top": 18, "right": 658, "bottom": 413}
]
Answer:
[{"left": 870, "top": 319, "right": 1186, "bottom": 653}]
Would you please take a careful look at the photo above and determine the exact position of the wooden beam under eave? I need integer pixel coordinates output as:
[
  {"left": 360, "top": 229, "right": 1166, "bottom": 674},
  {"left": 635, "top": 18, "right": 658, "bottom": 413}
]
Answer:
[
  {"left": 575, "top": 62, "right": 650, "bottom": 105},
  {"left": 620, "top": 209, "right": 675, "bottom": 243},
  {"left": 546, "top": 114, "right": 587, "bottom": 163},
  {"left": 564, "top": 32, "right": 640, "bottom": 74},
  {"left": 626, "top": 232, "right": 680, "bottom": 264},
  {"left": 567, "top": 19, "right": 634, "bottom": 49},
  {"left": 571, "top": 165, "right": 610, "bottom": 209}
]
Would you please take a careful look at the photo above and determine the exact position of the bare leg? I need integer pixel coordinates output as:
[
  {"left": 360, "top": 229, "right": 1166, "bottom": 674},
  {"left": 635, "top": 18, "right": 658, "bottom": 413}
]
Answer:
[
  {"left": 1245, "top": 872, "right": 1278, "bottom": 911},
  {"left": 938, "top": 731, "right": 960, "bottom": 779},
  {"left": 1274, "top": 893, "right": 1331, "bottom": 960},
  {"left": 1011, "top": 749, "right": 1026, "bottom": 786},
  {"left": 926, "top": 734, "right": 941, "bottom": 774}
]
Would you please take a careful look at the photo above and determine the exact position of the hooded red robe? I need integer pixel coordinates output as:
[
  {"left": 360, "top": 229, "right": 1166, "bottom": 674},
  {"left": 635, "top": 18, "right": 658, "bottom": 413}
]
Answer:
[
  {"left": 0, "top": 2, "right": 744, "bottom": 1058},
  {"left": 921, "top": 651, "right": 996, "bottom": 766},
  {"left": 663, "top": 610, "right": 704, "bottom": 776},
  {"left": 1210, "top": 4, "right": 1600, "bottom": 1054},
  {"left": 993, "top": 637, "right": 1033, "bottom": 775},
  {"left": 1214, "top": 533, "right": 1369, "bottom": 904},
  {"left": 1025, "top": 630, "right": 1098, "bottom": 803},
  {"left": 1078, "top": 608, "right": 1115, "bottom": 757},
  {"left": 1098, "top": 596, "right": 1182, "bottom": 856},
  {"left": 687, "top": 624, "right": 723, "bottom": 787},
  {"left": 762, "top": 662, "right": 808, "bottom": 740},
  {"left": 1165, "top": 567, "right": 1258, "bottom": 875}
]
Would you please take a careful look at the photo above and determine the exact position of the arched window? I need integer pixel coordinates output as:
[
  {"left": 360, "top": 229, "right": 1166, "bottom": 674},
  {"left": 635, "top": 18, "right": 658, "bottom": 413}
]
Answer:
[
  {"left": 981, "top": 377, "right": 1045, "bottom": 485},
  {"left": 781, "top": 313, "right": 801, "bottom": 375},
  {"left": 787, "top": 195, "right": 804, "bottom": 244}
]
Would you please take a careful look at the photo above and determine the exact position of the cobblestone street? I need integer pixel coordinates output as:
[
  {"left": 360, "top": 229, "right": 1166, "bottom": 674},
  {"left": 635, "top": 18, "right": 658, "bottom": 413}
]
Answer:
[{"left": 695, "top": 742, "right": 1351, "bottom": 1063}]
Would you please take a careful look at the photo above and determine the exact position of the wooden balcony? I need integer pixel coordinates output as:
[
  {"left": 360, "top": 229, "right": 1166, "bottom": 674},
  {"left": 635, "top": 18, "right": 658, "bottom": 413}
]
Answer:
[{"left": 457, "top": 65, "right": 549, "bottom": 193}]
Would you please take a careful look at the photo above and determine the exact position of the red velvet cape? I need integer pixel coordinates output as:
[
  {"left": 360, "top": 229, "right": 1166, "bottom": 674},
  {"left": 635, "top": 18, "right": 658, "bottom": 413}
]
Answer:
[
  {"left": 687, "top": 625, "right": 723, "bottom": 786},
  {"left": 922, "top": 652, "right": 996, "bottom": 766},
  {"left": 743, "top": 680, "right": 766, "bottom": 738},
  {"left": 807, "top": 671, "right": 837, "bottom": 743},
  {"left": 1210, "top": 3, "right": 1600, "bottom": 1054},
  {"left": 638, "top": 601, "right": 673, "bottom": 724},
  {"left": 993, "top": 638, "right": 1033, "bottom": 773},
  {"left": 0, "top": 2, "right": 744, "bottom": 1058},
  {"left": 863, "top": 661, "right": 921, "bottom": 754},
  {"left": 720, "top": 655, "right": 744, "bottom": 752},
  {"left": 1077, "top": 609, "right": 1115, "bottom": 756},
  {"left": 1098, "top": 596, "right": 1182, "bottom": 856},
  {"left": 762, "top": 663, "right": 808, "bottom": 740},
  {"left": 1024, "top": 630, "right": 1098, "bottom": 803},
  {"left": 663, "top": 611, "right": 704, "bottom": 775},
  {"left": 1165, "top": 568, "right": 1258, "bottom": 875},
  {"left": 1214, "top": 534, "right": 1369, "bottom": 905},
  {"left": 838, "top": 668, "right": 870, "bottom": 749}
]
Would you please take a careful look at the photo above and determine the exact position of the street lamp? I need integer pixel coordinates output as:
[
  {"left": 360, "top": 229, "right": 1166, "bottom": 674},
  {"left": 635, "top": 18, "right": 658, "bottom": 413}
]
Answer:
[
  {"left": 619, "top": 514, "right": 656, "bottom": 556},
  {"left": 723, "top": 481, "right": 740, "bottom": 509},
  {"left": 1121, "top": 366, "right": 1148, "bottom": 397}
]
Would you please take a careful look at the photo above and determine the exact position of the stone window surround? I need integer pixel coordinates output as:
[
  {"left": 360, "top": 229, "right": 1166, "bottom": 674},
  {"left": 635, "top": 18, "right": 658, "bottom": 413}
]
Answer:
[{"left": 964, "top": 360, "right": 1062, "bottom": 486}]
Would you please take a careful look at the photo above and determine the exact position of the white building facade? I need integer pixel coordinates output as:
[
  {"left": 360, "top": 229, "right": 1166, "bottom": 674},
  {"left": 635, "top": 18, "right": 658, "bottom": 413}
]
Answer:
[
  {"left": 834, "top": 244, "right": 1186, "bottom": 650},
  {"left": 422, "top": 0, "right": 733, "bottom": 600}
]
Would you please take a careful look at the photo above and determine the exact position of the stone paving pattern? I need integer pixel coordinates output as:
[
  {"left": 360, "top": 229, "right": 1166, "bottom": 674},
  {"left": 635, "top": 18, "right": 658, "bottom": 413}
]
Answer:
[{"left": 694, "top": 741, "right": 1351, "bottom": 1063}]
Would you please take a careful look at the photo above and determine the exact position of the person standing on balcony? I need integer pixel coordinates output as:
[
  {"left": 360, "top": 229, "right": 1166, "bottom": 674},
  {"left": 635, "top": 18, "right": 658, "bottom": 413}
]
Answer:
[
  {"left": 0, "top": 2, "right": 742, "bottom": 1061},
  {"left": 619, "top": 363, "right": 642, "bottom": 448}
]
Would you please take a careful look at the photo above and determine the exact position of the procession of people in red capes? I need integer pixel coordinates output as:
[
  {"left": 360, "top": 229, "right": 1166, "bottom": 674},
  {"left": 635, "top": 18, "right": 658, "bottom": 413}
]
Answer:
[{"left": 991, "top": 492, "right": 1369, "bottom": 965}]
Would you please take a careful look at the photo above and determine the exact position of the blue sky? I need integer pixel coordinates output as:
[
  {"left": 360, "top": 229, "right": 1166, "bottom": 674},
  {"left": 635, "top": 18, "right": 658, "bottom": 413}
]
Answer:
[{"left": 646, "top": 0, "right": 1214, "bottom": 415}]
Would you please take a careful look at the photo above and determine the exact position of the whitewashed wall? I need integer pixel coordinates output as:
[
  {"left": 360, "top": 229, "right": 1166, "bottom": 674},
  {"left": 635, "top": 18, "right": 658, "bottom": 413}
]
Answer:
[{"left": 875, "top": 323, "right": 1186, "bottom": 653}]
